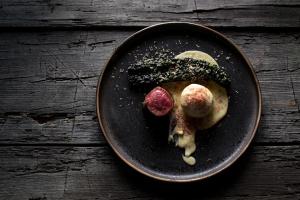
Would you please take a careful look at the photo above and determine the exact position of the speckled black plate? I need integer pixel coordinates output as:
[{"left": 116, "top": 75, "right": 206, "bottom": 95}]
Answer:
[{"left": 96, "top": 22, "right": 261, "bottom": 182}]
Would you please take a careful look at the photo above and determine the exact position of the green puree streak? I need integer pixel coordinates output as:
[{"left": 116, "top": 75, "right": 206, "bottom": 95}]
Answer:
[{"left": 128, "top": 57, "right": 231, "bottom": 87}]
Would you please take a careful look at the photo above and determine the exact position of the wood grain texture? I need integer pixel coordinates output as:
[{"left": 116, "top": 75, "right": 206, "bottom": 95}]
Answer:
[
  {"left": 0, "top": 0, "right": 300, "bottom": 28},
  {"left": 0, "top": 30, "right": 299, "bottom": 144},
  {"left": 0, "top": 145, "right": 299, "bottom": 200}
]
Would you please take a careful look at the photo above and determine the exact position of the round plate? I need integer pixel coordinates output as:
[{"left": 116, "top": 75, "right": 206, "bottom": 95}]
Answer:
[{"left": 96, "top": 22, "right": 261, "bottom": 182}]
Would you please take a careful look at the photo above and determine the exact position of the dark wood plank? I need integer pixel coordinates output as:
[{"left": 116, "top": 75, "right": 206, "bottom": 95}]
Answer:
[
  {"left": 195, "top": 0, "right": 300, "bottom": 28},
  {"left": 0, "top": 0, "right": 300, "bottom": 28},
  {"left": 0, "top": 30, "right": 299, "bottom": 144},
  {"left": 0, "top": 145, "right": 299, "bottom": 199}
]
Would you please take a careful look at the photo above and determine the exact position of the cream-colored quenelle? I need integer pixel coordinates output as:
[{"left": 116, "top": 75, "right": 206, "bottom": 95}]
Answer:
[{"left": 162, "top": 51, "right": 229, "bottom": 165}]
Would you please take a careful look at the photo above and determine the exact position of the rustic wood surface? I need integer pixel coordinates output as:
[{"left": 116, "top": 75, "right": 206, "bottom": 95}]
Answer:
[
  {"left": 1, "top": 0, "right": 300, "bottom": 28},
  {"left": 0, "top": 146, "right": 299, "bottom": 200},
  {"left": 0, "top": 0, "right": 299, "bottom": 199}
]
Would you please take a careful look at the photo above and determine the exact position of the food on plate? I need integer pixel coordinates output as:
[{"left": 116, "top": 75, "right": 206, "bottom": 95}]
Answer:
[
  {"left": 129, "top": 50, "right": 230, "bottom": 165},
  {"left": 182, "top": 154, "right": 196, "bottom": 166},
  {"left": 180, "top": 84, "right": 213, "bottom": 118},
  {"left": 164, "top": 80, "right": 228, "bottom": 131},
  {"left": 128, "top": 52, "right": 230, "bottom": 88},
  {"left": 143, "top": 86, "right": 174, "bottom": 117}
]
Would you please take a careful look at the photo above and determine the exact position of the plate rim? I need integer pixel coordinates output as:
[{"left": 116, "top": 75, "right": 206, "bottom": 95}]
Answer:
[{"left": 96, "top": 22, "right": 262, "bottom": 182}]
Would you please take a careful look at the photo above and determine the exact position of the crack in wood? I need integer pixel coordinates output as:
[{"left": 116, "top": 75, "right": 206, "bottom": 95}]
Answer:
[
  {"left": 0, "top": 112, "right": 97, "bottom": 124},
  {"left": 88, "top": 39, "right": 115, "bottom": 46},
  {"left": 28, "top": 197, "right": 47, "bottom": 200},
  {"left": 28, "top": 113, "right": 75, "bottom": 124},
  {"left": 194, "top": 3, "right": 300, "bottom": 13},
  {"left": 70, "top": 69, "right": 86, "bottom": 87},
  {"left": 0, "top": 118, "right": 7, "bottom": 134},
  {"left": 71, "top": 79, "right": 79, "bottom": 137},
  {"left": 193, "top": 0, "right": 199, "bottom": 21},
  {"left": 83, "top": 32, "right": 88, "bottom": 55},
  {"left": 255, "top": 141, "right": 300, "bottom": 146},
  {"left": 287, "top": 56, "right": 300, "bottom": 113},
  {"left": 41, "top": 50, "right": 89, "bottom": 87},
  {"left": 255, "top": 68, "right": 287, "bottom": 74},
  {"left": 288, "top": 67, "right": 300, "bottom": 73},
  {"left": 83, "top": 148, "right": 92, "bottom": 190},
  {"left": 28, "top": 101, "right": 81, "bottom": 112},
  {"left": 63, "top": 166, "right": 69, "bottom": 196},
  {"left": 0, "top": 75, "right": 35, "bottom": 81},
  {"left": 67, "top": 40, "right": 86, "bottom": 48},
  {"left": 127, "top": 3, "right": 300, "bottom": 16},
  {"left": 290, "top": 80, "right": 299, "bottom": 113},
  {"left": 0, "top": 143, "right": 106, "bottom": 147},
  {"left": 150, "top": 10, "right": 198, "bottom": 15},
  {"left": 29, "top": 75, "right": 98, "bottom": 83},
  {"left": 17, "top": 41, "right": 60, "bottom": 46}
]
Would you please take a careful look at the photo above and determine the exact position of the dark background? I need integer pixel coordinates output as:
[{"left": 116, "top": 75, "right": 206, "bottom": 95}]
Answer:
[{"left": 0, "top": 0, "right": 299, "bottom": 199}]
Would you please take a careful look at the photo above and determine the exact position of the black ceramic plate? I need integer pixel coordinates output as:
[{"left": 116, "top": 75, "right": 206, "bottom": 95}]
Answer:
[{"left": 96, "top": 22, "right": 261, "bottom": 182}]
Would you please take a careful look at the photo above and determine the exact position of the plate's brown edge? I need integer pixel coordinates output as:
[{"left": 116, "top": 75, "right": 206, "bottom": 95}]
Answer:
[{"left": 96, "top": 22, "right": 262, "bottom": 183}]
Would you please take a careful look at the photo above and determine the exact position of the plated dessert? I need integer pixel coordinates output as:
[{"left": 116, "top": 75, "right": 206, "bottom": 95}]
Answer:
[
  {"left": 128, "top": 50, "right": 231, "bottom": 165},
  {"left": 97, "top": 22, "right": 261, "bottom": 182}
]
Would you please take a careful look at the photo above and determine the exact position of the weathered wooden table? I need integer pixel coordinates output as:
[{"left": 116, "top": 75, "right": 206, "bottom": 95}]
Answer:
[{"left": 0, "top": 1, "right": 299, "bottom": 199}]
